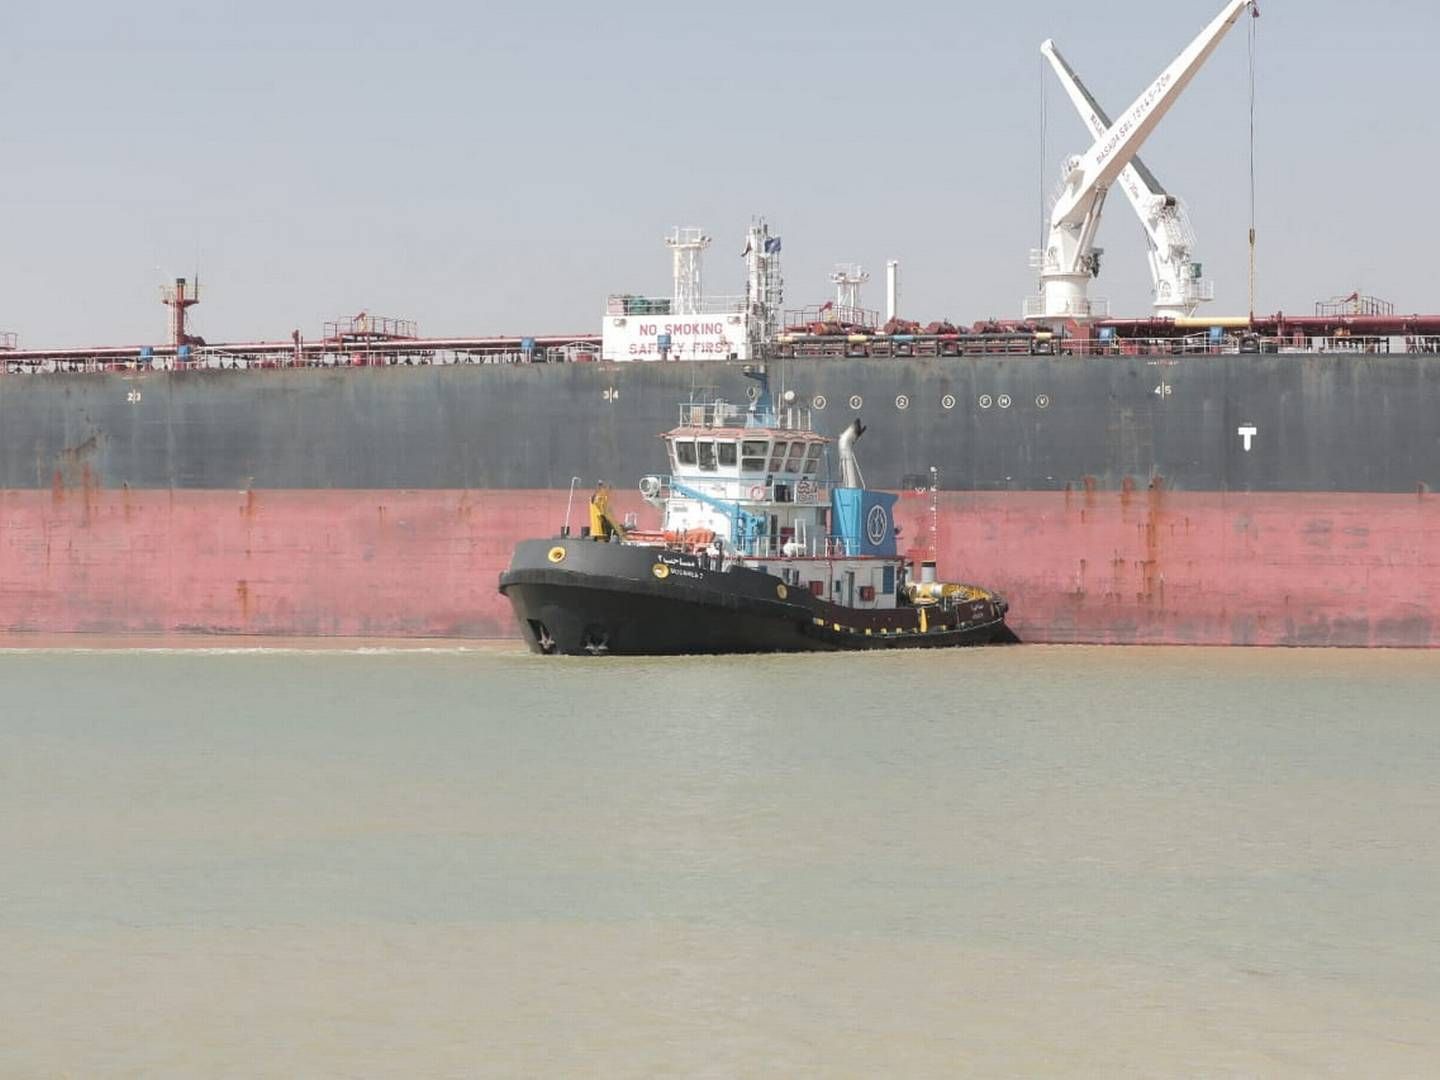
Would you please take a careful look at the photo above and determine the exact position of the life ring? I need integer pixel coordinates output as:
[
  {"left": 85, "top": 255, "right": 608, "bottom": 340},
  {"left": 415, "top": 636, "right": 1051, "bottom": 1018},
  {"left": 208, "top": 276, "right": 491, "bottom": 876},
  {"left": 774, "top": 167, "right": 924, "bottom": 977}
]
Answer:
[{"left": 748, "top": 485, "right": 766, "bottom": 501}]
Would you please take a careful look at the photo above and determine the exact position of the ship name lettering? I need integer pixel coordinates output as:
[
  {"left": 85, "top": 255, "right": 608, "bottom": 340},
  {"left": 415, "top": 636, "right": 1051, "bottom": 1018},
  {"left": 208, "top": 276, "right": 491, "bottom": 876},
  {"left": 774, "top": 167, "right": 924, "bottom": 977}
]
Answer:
[{"left": 655, "top": 552, "right": 707, "bottom": 579}]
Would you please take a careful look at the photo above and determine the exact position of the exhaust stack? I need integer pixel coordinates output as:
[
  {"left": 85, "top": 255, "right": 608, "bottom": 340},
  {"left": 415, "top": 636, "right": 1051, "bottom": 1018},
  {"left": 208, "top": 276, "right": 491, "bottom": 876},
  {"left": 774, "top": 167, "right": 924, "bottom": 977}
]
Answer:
[{"left": 838, "top": 419, "right": 867, "bottom": 489}]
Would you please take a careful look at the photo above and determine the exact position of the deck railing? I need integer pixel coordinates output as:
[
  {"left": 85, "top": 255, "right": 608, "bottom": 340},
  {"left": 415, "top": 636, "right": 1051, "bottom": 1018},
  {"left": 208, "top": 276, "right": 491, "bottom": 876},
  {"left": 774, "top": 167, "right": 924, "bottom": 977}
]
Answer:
[
  {"left": 606, "top": 295, "right": 747, "bottom": 317},
  {"left": 675, "top": 402, "right": 815, "bottom": 431},
  {"left": 772, "top": 334, "right": 1440, "bottom": 361},
  {"left": 1, "top": 342, "right": 598, "bottom": 375},
  {"left": 7, "top": 334, "right": 1440, "bottom": 377}
]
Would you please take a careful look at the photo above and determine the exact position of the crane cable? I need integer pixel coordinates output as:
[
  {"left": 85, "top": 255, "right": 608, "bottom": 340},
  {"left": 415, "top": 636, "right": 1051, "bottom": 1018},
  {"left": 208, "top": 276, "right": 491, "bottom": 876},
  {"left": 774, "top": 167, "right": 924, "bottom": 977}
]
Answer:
[{"left": 1248, "top": 4, "right": 1260, "bottom": 325}]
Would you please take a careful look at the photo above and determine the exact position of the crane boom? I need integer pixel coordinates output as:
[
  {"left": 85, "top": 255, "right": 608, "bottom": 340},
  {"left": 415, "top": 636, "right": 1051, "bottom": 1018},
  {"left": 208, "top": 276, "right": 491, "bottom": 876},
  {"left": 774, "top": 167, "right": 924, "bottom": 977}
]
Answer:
[
  {"left": 1042, "top": 40, "right": 1214, "bottom": 318},
  {"left": 1031, "top": 0, "right": 1256, "bottom": 323},
  {"left": 1051, "top": 0, "right": 1253, "bottom": 229},
  {"left": 1042, "top": 40, "right": 1166, "bottom": 215}
]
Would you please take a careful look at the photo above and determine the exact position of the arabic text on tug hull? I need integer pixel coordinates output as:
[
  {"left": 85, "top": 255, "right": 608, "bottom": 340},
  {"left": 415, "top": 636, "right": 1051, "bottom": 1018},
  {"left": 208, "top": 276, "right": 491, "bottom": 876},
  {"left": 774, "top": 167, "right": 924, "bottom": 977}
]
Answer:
[{"left": 3, "top": 353, "right": 1439, "bottom": 647}]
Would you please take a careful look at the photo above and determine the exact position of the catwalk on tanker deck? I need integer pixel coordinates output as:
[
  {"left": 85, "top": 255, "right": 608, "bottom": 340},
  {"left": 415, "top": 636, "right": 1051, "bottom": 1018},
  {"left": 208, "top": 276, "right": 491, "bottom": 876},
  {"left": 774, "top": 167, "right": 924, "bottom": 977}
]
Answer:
[{"left": 498, "top": 370, "right": 1013, "bottom": 655}]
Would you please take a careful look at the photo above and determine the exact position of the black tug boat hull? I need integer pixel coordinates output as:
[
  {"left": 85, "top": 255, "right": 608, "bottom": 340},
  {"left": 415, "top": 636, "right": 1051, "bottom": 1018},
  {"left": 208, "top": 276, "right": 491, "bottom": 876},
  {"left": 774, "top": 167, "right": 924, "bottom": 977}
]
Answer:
[{"left": 498, "top": 539, "right": 1012, "bottom": 656}]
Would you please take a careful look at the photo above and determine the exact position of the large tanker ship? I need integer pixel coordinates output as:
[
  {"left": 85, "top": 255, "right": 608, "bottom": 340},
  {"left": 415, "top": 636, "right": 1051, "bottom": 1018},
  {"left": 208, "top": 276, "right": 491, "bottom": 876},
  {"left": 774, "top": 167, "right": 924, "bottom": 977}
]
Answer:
[{"left": 2, "top": 0, "right": 1437, "bottom": 647}]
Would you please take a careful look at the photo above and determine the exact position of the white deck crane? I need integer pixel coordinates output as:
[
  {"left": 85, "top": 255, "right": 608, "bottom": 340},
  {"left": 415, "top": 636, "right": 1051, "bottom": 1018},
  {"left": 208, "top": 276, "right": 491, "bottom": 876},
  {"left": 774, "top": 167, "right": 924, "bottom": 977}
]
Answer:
[
  {"left": 1042, "top": 41, "right": 1215, "bottom": 319},
  {"left": 1027, "top": 0, "right": 1258, "bottom": 326}
]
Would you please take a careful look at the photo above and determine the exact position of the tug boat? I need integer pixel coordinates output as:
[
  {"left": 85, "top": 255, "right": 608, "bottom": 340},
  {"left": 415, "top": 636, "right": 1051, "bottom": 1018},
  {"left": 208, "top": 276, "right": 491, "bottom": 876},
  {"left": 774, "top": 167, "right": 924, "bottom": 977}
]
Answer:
[{"left": 498, "top": 371, "right": 1012, "bottom": 655}]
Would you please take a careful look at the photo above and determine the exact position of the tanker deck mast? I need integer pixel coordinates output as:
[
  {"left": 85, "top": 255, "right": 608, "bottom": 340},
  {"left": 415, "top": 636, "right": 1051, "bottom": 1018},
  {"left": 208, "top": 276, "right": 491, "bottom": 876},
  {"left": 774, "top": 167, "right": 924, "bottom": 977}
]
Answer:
[
  {"left": 829, "top": 263, "right": 871, "bottom": 324},
  {"left": 1042, "top": 41, "right": 1216, "bottom": 319},
  {"left": 666, "top": 226, "right": 711, "bottom": 317},
  {"left": 663, "top": 226, "right": 712, "bottom": 361},
  {"left": 162, "top": 276, "right": 201, "bottom": 347},
  {"left": 1027, "top": 0, "right": 1258, "bottom": 328}
]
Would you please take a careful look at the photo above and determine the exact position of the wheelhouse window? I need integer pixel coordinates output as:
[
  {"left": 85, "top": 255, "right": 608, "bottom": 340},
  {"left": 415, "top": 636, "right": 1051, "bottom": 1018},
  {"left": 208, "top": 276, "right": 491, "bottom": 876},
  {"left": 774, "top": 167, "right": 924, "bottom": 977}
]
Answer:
[
  {"left": 674, "top": 439, "right": 697, "bottom": 467},
  {"left": 741, "top": 440, "right": 768, "bottom": 472},
  {"left": 803, "top": 444, "right": 823, "bottom": 475},
  {"left": 717, "top": 441, "right": 737, "bottom": 468},
  {"left": 784, "top": 442, "right": 805, "bottom": 473},
  {"left": 768, "top": 441, "right": 788, "bottom": 472},
  {"left": 697, "top": 440, "right": 717, "bottom": 471}
]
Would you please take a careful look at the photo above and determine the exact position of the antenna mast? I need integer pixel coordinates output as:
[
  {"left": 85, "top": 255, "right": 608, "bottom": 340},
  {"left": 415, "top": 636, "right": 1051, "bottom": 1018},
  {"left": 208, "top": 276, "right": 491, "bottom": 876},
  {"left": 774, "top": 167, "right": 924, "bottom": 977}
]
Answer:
[{"left": 744, "top": 219, "right": 784, "bottom": 355}]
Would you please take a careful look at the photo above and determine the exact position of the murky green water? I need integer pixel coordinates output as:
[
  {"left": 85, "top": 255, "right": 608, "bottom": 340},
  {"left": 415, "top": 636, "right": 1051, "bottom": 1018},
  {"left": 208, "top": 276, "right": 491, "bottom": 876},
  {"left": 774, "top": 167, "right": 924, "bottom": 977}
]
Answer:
[{"left": 2, "top": 646, "right": 1437, "bottom": 1076}]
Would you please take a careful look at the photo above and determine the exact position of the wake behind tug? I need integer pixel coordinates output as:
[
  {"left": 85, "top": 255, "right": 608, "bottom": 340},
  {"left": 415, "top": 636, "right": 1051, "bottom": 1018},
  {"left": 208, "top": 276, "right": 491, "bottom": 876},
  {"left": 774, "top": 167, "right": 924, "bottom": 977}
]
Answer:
[{"left": 498, "top": 372, "right": 1012, "bottom": 655}]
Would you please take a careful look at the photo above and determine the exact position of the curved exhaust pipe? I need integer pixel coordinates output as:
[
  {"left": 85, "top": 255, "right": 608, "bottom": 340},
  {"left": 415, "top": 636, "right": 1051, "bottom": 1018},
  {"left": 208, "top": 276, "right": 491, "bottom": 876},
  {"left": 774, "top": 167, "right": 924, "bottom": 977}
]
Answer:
[{"left": 838, "top": 418, "right": 866, "bottom": 489}]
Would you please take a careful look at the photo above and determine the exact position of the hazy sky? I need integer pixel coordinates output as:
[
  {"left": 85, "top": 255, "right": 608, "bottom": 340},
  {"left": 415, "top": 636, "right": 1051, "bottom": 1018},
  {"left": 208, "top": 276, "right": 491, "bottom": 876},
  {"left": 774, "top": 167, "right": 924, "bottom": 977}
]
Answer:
[{"left": 1, "top": 1, "right": 1434, "bottom": 347}]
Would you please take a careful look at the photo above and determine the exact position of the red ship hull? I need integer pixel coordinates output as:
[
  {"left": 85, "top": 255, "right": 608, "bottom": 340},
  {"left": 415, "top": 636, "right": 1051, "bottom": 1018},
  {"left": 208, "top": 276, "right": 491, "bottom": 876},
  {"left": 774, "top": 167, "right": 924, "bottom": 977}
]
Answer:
[{"left": 3, "top": 486, "right": 1434, "bottom": 647}]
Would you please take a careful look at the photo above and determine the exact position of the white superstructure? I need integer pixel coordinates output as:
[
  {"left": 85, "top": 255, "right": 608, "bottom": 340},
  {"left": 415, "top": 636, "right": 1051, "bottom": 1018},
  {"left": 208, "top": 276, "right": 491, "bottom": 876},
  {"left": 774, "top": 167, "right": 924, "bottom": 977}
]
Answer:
[
  {"left": 603, "top": 221, "right": 784, "bottom": 362},
  {"left": 634, "top": 390, "right": 904, "bottom": 612}
]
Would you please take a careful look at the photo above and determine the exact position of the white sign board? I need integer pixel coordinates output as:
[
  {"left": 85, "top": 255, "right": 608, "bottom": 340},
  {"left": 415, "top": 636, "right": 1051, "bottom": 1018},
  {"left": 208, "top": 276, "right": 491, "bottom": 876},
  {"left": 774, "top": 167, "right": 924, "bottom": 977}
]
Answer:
[{"left": 602, "top": 313, "right": 752, "bottom": 362}]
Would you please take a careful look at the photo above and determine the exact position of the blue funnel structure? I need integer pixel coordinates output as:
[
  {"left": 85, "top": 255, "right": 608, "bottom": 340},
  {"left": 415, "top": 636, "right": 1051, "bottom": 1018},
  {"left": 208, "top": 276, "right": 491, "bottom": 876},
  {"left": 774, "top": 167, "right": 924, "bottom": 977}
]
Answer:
[{"left": 830, "top": 488, "right": 900, "bottom": 557}]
